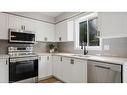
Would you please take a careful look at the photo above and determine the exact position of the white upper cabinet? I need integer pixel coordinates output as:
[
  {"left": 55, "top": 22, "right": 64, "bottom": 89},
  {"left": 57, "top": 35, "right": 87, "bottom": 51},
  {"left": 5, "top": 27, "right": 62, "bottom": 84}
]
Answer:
[
  {"left": 55, "top": 20, "right": 74, "bottom": 42},
  {"left": 0, "top": 13, "right": 8, "bottom": 39},
  {"left": 35, "top": 21, "right": 55, "bottom": 42},
  {"left": 98, "top": 12, "right": 127, "bottom": 38},
  {"left": 21, "top": 17, "right": 36, "bottom": 31},
  {"left": 8, "top": 14, "right": 22, "bottom": 29}
]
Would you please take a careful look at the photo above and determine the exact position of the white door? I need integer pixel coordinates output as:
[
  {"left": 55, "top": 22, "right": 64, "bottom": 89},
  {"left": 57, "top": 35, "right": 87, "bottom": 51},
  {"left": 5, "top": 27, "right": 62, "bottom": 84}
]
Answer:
[
  {"left": 52, "top": 56, "right": 63, "bottom": 80},
  {"left": 21, "top": 17, "right": 36, "bottom": 31},
  {"left": 62, "top": 57, "right": 73, "bottom": 82},
  {"left": 38, "top": 55, "right": 52, "bottom": 80},
  {"left": 43, "top": 23, "right": 55, "bottom": 42},
  {"left": 47, "top": 56, "right": 52, "bottom": 76},
  {"left": 0, "top": 13, "right": 8, "bottom": 39},
  {"left": 55, "top": 21, "right": 67, "bottom": 42},
  {"left": 71, "top": 59, "right": 87, "bottom": 83},
  {"left": 8, "top": 14, "right": 22, "bottom": 29},
  {"left": 0, "top": 58, "right": 9, "bottom": 83},
  {"left": 38, "top": 56, "right": 48, "bottom": 79}
]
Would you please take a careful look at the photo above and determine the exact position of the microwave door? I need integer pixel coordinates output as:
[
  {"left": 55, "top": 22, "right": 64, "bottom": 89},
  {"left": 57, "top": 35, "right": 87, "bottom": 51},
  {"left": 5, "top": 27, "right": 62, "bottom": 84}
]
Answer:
[{"left": 9, "top": 31, "right": 35, "bottom": 43}]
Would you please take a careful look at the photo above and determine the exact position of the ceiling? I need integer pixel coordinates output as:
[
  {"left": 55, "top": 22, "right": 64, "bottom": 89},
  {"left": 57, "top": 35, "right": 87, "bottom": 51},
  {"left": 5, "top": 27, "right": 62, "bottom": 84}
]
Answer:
[{"left": 40, "top": 12, "right": 64, "bottom": 17}]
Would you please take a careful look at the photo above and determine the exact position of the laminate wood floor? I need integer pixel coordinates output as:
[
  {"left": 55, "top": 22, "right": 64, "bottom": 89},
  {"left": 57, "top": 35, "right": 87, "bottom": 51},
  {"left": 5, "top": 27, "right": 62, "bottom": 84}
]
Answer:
[{"left": 38, "top": 77, "right": 62, "bottom": 83}]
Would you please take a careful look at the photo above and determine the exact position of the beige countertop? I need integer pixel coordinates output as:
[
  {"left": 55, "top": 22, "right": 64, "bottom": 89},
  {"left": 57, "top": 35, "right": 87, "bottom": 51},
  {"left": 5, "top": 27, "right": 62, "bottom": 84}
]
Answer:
[
  {"left": 44, "top": 53, "right": 127, "bottom": 65},
  {"left": 0, "top": 53, "right": 127, "bottom": 65}
]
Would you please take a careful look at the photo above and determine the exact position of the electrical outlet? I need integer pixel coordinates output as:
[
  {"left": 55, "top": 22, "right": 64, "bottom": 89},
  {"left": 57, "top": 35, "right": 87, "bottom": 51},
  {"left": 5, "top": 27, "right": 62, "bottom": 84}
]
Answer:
[{"left": 104, "top": 45, "right": 110, "bottom": 50}]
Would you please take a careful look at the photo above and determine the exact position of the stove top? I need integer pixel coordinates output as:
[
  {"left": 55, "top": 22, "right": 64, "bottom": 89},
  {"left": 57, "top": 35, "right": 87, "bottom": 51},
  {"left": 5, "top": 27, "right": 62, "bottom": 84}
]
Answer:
[{"left": 8, "top": 46, "right": 38, "bottom": 58}]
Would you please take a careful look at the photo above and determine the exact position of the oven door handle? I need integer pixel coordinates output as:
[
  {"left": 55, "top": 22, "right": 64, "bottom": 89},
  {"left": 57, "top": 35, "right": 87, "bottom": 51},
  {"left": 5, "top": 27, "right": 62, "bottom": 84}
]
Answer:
[{"left": 10, "top": 57, "right": 39, "bottom": 63}]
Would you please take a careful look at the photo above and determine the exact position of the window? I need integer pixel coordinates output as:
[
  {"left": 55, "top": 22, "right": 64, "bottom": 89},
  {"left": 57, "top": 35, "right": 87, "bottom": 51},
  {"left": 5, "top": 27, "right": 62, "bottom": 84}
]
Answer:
[{"left": 75, "top": 13, "right": 101, "bottom": 50}]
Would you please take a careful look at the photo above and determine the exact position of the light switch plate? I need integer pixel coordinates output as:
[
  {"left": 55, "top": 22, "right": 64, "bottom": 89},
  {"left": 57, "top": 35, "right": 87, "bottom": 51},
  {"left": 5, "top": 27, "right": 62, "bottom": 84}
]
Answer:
[{"left": 104, "top": 45, "right": 110, "bottom": 50}]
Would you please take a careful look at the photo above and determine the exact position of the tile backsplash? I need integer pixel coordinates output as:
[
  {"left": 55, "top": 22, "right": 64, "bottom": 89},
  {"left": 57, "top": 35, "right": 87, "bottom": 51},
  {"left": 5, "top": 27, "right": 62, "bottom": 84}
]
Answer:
[
  {"left": 0, "top": 40, "right": 57, "bottom": 54},
  {"left": 0, "top": 37, "right": 127, "bottom": 58},
  {"left": 58, "top": 37, "right": 127, "bottom": 58}
]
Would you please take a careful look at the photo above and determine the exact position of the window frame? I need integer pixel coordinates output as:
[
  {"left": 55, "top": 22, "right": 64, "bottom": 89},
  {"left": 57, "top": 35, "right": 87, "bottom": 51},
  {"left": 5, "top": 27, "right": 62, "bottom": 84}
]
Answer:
[{"left": 74, "top": 13, "right": 102, "bottom": 50}]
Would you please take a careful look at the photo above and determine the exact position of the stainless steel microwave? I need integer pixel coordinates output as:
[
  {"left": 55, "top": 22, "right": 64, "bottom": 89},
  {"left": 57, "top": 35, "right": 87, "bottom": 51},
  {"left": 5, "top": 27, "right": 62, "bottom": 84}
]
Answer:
[{"left": 9, "top": 29, "right": 36, "bottom": 44}]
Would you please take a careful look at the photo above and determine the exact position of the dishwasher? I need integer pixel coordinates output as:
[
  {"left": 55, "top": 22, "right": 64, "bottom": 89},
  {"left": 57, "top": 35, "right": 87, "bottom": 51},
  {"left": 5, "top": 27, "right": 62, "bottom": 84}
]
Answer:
[{"left": 87, "top": 60, "right": 123, "bottom": 83}]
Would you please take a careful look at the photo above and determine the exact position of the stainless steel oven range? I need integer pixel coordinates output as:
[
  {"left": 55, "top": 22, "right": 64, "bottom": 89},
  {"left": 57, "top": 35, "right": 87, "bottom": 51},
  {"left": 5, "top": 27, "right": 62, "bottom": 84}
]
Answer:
[{"left": 8, "top": 46, "right": 38, "bottom": 83}]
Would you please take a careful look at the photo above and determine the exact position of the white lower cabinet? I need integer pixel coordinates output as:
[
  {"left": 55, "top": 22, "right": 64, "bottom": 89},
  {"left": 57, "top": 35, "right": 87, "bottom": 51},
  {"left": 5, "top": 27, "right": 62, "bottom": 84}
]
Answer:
[
  {"left": 0, "top": 58, "right": 9, "bottom": 83},
  {"left": 52, "top": 56, "right": 87, "bottom": 83},
  {"left": 52, "top": 56, "right": 63, "bottom": 80},
  {"left": 123, "top": 64, "right": 127, "bottom": 83},
  {"left": 62, "top": 57, "right": 87, "bottom": 83},
  {"left": 38, "top": 55, "right": 52, "bottom": 80}
]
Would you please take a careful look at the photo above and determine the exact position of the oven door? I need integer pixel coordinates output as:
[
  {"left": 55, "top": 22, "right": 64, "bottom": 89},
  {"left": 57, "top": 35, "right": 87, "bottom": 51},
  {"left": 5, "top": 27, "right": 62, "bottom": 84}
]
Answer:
[{"left": 9, "top": 57, "right": 38, "bottom": 83}]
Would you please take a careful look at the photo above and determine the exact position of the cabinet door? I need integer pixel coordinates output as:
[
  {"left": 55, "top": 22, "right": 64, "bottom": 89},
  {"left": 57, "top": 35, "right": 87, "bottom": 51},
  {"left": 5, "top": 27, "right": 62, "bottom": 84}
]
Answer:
[
  {"left": 38, "top": 56, "right": 47, "bottom": 79},
  {"left": 38, "top": 55, "right": 52, "bottom": 80},
  {"left": 8, "top": 14, "right": 22, "bottom": 29},
  {"left": 0, "top": 13, "right": 8, "bottom": 39},
  {"left": 43, "top": 23, "right": 55, "bottom": 42},
  {"left": 98, "top": 12, "right": 127, "bottom": 38},
  {"left": 71, "top": 59, "right": 87, "bottom": 83},
  {"left": 36, "top": 21, "right": 55, "bottom": 42},
  {"left": 47, "top": 56, "right": 52, "bottom": 76},
  {"left": 55, "top": 20, "right": 74, "bottom": 42},
  {"left": 0, "top": 58, "right": 9, "bottom": 83},
  {"left": 21, "top": 17, "right": 36, "bottom": 31},
  {"left": 62, "top": 57, "right": 73, "bottom": 82},
  {"left": 55, "top": 21, "right": 67, "bottom": 42},
  {"left": 52, "top": 56, "right": 63, "bottom": 80}
]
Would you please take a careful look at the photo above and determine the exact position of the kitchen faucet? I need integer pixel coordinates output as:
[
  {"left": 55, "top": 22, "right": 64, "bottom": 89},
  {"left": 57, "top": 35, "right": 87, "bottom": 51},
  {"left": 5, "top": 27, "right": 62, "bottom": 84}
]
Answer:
[{"left": 81, "top": 41, "right": 88, "bottom": 55}]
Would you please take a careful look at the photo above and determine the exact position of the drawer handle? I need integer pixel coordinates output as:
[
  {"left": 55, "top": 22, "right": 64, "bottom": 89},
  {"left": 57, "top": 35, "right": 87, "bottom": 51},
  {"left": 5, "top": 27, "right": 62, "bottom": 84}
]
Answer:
[
  {"left": 59, "top": 37, "right": 62, "bottom": 41},
  {"left": 95, "top": 65, "right": 110, "bottom": 69},
  {"left": 47, "top": 56, "right": 49, "bottom": 60},
  {"left": 60, "top": 57, "right": 62, "bottom": 61},
  {"left": 44, "top": 37, "right": 47, "bottom": 41},
  {"left": 70, "top": 59, "right": 74, "bottom": 64}
]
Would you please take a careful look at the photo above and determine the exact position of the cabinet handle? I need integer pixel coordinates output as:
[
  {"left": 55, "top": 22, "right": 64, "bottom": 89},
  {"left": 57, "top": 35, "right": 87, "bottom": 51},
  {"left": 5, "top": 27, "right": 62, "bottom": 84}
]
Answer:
[
  {"left": 47, "top": 56, "right": 49, "bottom": 60},
  {"left": 60, "top": 57, "right": 62, "bottom": 61},
  {"left": 59, "top": 37, "right": 62, "bottom": 41},
  {"left": 6, "top": 59, "right": 8, "bottom": 65},
  {"left": 95, "top": 65, "right": 110, "bottom": 70},
  {"left": 38, "top": 57, "right": 41, "bottom": 60},
  {"left": 21, "top": 25, "right": 25, "bottom": 30},
  {"left": 44, "top": 37, "right": 47, "bottom": 41},
  {"left": 70, "top": 59, "right": 74, "bottom": 64},
  {"left": 97, "top": 31, "right": 100, "bottom": 37}
]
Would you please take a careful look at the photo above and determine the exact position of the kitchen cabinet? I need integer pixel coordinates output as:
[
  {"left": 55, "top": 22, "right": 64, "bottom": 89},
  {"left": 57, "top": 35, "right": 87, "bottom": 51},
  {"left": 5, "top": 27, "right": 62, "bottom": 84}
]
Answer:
[
  {"left": 8, "top": 14, "right": 22, "bottom": 29},
  {"left": 53, "top": 56, "right": 87, "bottom": 83},
  {"left": 21, "top": 17, "right": 36, "bottom": 31},
  {"left": 123, "top": 64, "right": 127, "bottom": 83},
  {"left": 55, "top": 20, "right": 74, "bottom": 42},
  {"left": 9, "top": 15, "right": 36, "bottom": 32},
  {"left": 52, "top": 56, "right": 63, "bottom": 80},
  {"left": 0, "top": 58, "right": 9, "bottom": 83},
  {"left": 62, "top": 57, "right": 87, "bottom": 83},
  {"left": 62, "top": 57, "right": 72, "bottom": 82},
  {"left": 0, "top": 13, "right": 8, "bottom": 39},
  {"left": 98, "top": 12, "right": 127, "bottom": 38},
  {"left": 36, "top": 21, "right": 55, "bottom": 42},
  {"left": 38, "top": 55, "right": 52, "bottom": 80}
]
